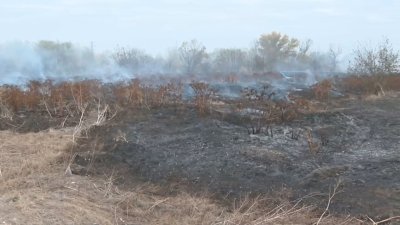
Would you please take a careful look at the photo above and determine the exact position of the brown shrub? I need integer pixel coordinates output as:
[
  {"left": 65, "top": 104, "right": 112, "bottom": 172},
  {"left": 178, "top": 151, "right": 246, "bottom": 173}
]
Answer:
[
  {"left": 340, "top": 76, "right": 377, "bottom": 95},
  {"left": 148, "top": 82, "right": 183, "bottom": 106},
  {"left": 190, "top": 82, "right": 216, "bottom": 115},
  {"left": 112, "top": 79, "right": 147, "bottom": 107},
  {"left": 0, "top": 78, "right": 184, "bottom": 117},
  {"left": 25, "top": 80, "right": 43, "bottom": 110},
  {"left": 275, "top": 101, "right": 298, "bottom": 123},
  {"left": 380, "top": 75, "right": 400, "bottom": 91},
  {"left": 293, "top": 97, "right": 311, "bottom": 110},
  {"left": 112, "top": 79, "right": 183, "bottom": 109},
  {"left": 340, "top": 74, "right": 400, "bottom": 95},
  {"left": 0, "top": 80, "right": 104, "bottom": 117},
  {"left": 2, "top": 86, "right": 25, "bottom": 112},
  {"left": 313, "top": 79, "right": 333, "bottom": 99}
]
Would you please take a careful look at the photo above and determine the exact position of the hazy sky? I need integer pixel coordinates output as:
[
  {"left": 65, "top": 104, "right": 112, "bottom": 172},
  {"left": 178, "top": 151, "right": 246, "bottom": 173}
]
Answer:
[{"left": 1, "top": 0, "right": 399, "bottom": 55}]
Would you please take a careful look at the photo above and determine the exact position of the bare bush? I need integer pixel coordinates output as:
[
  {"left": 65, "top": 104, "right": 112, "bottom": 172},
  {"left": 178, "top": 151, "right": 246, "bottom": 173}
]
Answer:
[
  {"left": 239, "top": 86, "right": 278, "bottom": 135},
  {"left": 349, "top": 38, "right": 399, "bottom": 76}
]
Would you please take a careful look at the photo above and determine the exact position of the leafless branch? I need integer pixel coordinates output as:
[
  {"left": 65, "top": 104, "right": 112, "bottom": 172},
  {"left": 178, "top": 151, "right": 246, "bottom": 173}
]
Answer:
[{"left": 315, "top": 179, "right": 343, "bottom": 225}]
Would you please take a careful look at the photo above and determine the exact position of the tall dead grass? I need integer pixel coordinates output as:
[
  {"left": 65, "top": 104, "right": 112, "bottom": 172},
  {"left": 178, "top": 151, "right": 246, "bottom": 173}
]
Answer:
[
  {"left": 0, "top": 79, "right": 184, "bottom": 118},
  {"left": 339, "top": 74, "right": 400, "bottom": 96}
]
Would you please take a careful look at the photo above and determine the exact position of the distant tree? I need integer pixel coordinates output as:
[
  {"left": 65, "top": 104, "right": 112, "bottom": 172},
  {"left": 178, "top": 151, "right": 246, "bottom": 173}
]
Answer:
[
  {"left": 112, "top": 47, "right": 153, "bottom": 73},
  {"left": 328, "top": 46, "right": 342, "bottom": 73},
  {"left": 36, "top": 40, "right": 88, "bottom": 74},
  {"left": 178, "top": 40, "right": 207, "bottom": 75},
  {"left": 348, "top": 39, "right": 399, "bottom": 75},
  {"left": 213, "top": 48, "right": 247, "bottom": 75},
  {"left": 307, "top": 45, "right": 342, "bottom": 74},
  {"left": 247, "top": 41, "right": 260, "bottom": 73},
  {"left": 294, "top": 39, "right": 313, "bottom": 69},
  {"left": 309, "top": 52, "right": 330, "bottom": 74},
  {"left": 164, "top": 48, "right": 182, "bottom": 74},
  {"left": 37, "top": 40, "right": 71, "bottom": 50},
  {"left": 255, "top": 32, "right": 300, "bottom": 71},
  {"left": 298, "top": 39, "right": 313, "bottom": 57}
]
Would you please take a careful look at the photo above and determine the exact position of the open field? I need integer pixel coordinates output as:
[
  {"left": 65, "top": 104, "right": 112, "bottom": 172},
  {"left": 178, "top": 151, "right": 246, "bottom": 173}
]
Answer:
[
  {"left": 1, "top": 75, "right": 400, "bottom": 224},
  {"left": 1, "top": 1, "right": 400, "bottom": 223}
]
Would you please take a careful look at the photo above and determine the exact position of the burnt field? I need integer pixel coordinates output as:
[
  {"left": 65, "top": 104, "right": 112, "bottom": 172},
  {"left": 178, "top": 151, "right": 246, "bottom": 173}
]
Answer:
[
  {"left": 75, "top": 91, "right": 400, "bottom": 218},
  {"left": 1, "top": 75, "right": 400, "bottom": 224}
]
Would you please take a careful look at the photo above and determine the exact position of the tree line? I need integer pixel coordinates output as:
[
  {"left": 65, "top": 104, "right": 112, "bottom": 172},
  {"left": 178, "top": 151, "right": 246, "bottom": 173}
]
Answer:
[
  {"left": 1, "top": 32, "right": 399, "bottom": 80},
  {"left": 111, "top": 32, "right": 400, "bottom": 76}
]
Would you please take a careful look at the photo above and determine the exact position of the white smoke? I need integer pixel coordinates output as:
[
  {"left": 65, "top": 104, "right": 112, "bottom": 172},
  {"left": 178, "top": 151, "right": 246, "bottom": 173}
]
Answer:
[
  {"left": 0, "top": 41, "right": 132, "bottom": 85},
  {"left": 0, "top": 40, "right": 342, "bottom": 102},
  {"left": 0, "top": 41, "right": 44, "bottom": 84}
]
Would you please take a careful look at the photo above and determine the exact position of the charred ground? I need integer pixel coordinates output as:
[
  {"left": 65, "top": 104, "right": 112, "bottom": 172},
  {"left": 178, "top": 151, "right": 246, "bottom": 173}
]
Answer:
[
  {"left": 1, "top": 75, "right": 400, "bottom": 224},
  {"left": 74, "top": 93, "right": 400, "bottom": 218}
]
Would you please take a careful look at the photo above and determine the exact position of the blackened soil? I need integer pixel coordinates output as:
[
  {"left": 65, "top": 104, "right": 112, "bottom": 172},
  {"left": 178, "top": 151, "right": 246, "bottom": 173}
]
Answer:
[{"left": 76, "top": 97, "right": 400, "bottom": 218}]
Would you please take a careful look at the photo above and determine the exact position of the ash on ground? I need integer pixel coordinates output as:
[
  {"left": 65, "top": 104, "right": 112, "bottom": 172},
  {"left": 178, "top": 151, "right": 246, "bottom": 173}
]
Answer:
[{"left": 75, "top": 95, "right": 400, "bottom": 218}]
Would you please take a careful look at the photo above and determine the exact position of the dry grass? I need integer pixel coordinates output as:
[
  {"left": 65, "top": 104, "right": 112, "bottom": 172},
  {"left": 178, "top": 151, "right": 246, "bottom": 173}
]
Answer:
[{"left": 339, "top": 74, "right": 400, "bottom": 96}]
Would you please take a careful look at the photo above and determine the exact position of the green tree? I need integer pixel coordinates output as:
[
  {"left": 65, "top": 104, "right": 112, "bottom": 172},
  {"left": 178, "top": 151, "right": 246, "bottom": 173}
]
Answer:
[{"left": 256, "top": 32, "right": 300, "bottom": 71}]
